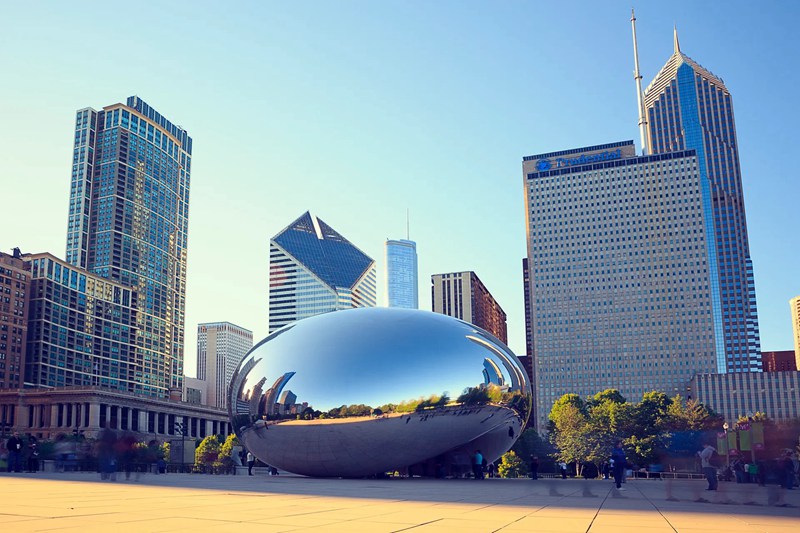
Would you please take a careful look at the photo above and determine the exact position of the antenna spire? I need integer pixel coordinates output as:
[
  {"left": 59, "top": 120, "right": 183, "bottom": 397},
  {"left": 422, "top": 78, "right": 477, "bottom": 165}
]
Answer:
[
  {"left": 630, "top": 9, "right": 651, "bottom": 155},
  {"left": 406, "top": 208, "right": 410, "bottom": 240},
  {"left": 673, "top": 25, "right": 681, "bottom": 54}
]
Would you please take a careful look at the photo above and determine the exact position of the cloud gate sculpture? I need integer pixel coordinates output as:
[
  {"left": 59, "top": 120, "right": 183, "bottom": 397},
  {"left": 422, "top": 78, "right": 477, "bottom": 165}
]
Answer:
[{"left": 229, "top": 307, "right": 531, "bottom": 477}]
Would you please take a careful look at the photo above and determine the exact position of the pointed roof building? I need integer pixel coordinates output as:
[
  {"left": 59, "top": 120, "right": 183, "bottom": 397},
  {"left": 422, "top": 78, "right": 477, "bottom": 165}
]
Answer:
[
  {"left": 643, "top": 29, "right": 762, "bottom": 373},
  {"left": 269, "top": 212, "right": 377, "bottom": 333}
]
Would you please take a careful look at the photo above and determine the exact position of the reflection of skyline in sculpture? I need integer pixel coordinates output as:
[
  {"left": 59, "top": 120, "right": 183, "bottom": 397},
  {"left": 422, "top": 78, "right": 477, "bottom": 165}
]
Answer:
[
  {"left": 228, "top": 307, "right": 532, "bottom": 477},
  {"left": 263, "top": 372, "right": 295, "bottom": 416},
  {"left": 482, "top": 358, "right": 505, "bottom": 387}
]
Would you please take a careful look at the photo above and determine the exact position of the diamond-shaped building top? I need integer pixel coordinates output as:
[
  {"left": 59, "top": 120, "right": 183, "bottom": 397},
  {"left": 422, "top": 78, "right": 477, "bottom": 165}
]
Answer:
[{"left": 269, "top": 212, "right": 377, "bottom": 333}]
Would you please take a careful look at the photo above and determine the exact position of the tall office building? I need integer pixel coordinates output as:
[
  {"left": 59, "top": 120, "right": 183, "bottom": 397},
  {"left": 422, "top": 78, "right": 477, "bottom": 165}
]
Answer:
[
  {"left": 269, "top": 212, "right": 377, "bottom": 333},
  {"left": 385, "top": 239, "right": 418, "bottom": 309},
  {"left": 791, "top": 296, "right": 800, "bottom": 369},
  {"left": 431, "top": 271, "right": 507, "bottom": 344},
  {"left": 523, "top": 141, "right": 717, "bottom": 428},
  {"left": 65, "top": 96, "right": 192, "bottom": 397},
  {"left": 643, "top": 33, "right": 761, "bottom": 372},
  {"left": 197, "top": 322, "right": 253, "bottom": 409},
  {"left": 0, "top": 249, "right": 30, "bottom": 390},
  {"left": 25, "top": 253, "right": 136, "bottom": 391}
]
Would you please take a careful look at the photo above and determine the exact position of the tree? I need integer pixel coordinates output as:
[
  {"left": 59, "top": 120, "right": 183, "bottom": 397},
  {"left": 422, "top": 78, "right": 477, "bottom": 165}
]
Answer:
[
  {"left": 216, "top": 434, "right": 239, "bottom": 473},
  {"left": 548, "top": 395, "right": 593, "bottom": 475},
  {"left": 194, "top": 435, "right": 220, "bottom": 473},
  {"left": 497, "top": 450, "right": 525, "bottom": 478}
]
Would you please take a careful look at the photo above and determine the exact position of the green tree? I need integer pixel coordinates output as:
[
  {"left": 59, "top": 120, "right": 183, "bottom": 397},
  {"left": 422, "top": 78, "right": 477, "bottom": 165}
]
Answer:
[
  {"left": 215, "top": 434, "right": 239, "bottom": 473},
  {"left": 548, "top": 394, "right": 593, "bottom": 475},
  {"left": 194, "top": 435, "right": 220, "bottom": 473},
  {"left": 497, "top": 450, "right": 525, "bottom": 478}
]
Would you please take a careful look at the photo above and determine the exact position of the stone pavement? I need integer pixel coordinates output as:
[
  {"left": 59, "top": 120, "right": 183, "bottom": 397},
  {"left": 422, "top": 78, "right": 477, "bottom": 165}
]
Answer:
[{"left": 0, "top": 471, "right": 797, "bottom": 532}]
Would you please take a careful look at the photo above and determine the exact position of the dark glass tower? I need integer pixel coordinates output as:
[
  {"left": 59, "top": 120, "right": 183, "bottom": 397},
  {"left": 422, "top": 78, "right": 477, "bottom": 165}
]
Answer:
[
  {"left": 644, "top": 33, "right": 761, "bottom": 372},
  {"left": 65, "top": 96, "right": 192, "bottom": 397}
]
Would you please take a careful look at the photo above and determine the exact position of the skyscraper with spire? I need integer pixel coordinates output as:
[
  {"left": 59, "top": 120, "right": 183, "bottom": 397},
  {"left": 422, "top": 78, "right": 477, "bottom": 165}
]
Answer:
[{"left": 642, "top": 27, "right": 761, "bottom": 372}]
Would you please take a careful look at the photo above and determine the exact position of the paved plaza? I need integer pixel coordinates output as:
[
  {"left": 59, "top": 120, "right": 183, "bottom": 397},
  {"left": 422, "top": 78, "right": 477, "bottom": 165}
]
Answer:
[{"left": 0, "top": 471, "right": 798, "bottom": 532}]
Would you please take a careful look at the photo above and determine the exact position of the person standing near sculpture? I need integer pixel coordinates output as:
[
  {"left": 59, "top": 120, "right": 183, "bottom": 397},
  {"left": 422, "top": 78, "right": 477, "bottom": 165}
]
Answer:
[
  {"left": 530, "top": 455, "right": 540, "bottom": 480},
  {"left": 472, "top": 450, "right": 484, "bottom": 480},
  {"left": 698, "top": 442, "right": 718, "bottom": 491},
  {"left": 611, "top": 441, "right": 627, "bottom": 490},
  {"left": 26, "top": 435, "right": 39, "bottom": 473},
  {"left": 247, "top": 451, "right": 255, "bottom": 476},
  {"left": 6, "top": 431, "right": 24, "bottom": 472}
]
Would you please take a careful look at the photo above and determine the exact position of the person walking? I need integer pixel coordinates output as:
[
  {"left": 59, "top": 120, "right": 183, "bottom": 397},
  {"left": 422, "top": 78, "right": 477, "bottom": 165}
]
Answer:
[
  {"left": 247, "top": 451, "right": 255, "bottom": 476},
  {"left": 6, "top": 431, "right": 24, "bottom": 473},
  {"left": 698, "top": 442, "right": 718, "bottom": 491},
  {"left": 26, "top": 435, "right": 39, "bottom": 473},
  {"left": 779, "top": 451, "right": 795, "bottom": 490},
  {"left": 611, "top": 441, "right": 627, "bottom": 490},
  {"left": 472, "top": 450, "right": 484, "bottom": 480},
  {"left": 530, "top": 455, "right": 540, "bottom": 480},
  {"left": 559, "top": 461, "right": 568, "bottom": 479}
]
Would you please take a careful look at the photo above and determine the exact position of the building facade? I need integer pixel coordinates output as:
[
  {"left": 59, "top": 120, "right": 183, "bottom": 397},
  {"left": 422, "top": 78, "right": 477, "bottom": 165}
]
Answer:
[
  {"left": 761, "top": 350, "right": 797, "bottom": 373},
  {"left": 196, "top": 322, "right": 253, "bottom": 409},
  {"left": 523, "top": 141, "right": 717, "bottom": 428},
  {"left": 269, "top": 212, "right": 376, "bottom": 333},
  {"left": 791, "top": 296, "right": 800, "bottom": 370},
  {"left": 0, "top": 249, "right": 30, "bottom": 390},
  {"left": 65, "top": 96, "right": 192, "bottom": 397},
  {"left": 0, "top": 386, "right": 229, "bottom": 441},
  {"left": 644, "top": 36, "right": 761, "bottom": 372},
  {"left": 24, "top": 253, "right": 141, "bottom": 392},
  {"left": 431, "top": 271, "right": 508, "bottom": 344},
  {"left": 691, "top": 371, "right": 800, "bottom": 423},
  {"left": 385, "top": 239, "right": 418, "bottom": 309}
]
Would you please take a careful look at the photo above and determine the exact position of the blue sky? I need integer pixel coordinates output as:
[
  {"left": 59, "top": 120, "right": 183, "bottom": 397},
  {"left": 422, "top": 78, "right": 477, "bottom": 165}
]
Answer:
[{"left": 2, "top": 1, "right": 799, "bottom": 377}]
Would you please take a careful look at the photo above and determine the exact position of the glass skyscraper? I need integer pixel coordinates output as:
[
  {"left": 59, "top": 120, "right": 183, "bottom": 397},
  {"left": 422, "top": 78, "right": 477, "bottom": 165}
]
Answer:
[
  {"left": 65, "top": 96, "right": 192, "bottom": 397},
  {"left": 385, "top": 239, "right": 418, "bottom": 309},
  {"left": 644, "top": 35, "right": 761, "bottom": 372},
  {"left": 269, "top": 212, "right": 376, "bottom": 333}
]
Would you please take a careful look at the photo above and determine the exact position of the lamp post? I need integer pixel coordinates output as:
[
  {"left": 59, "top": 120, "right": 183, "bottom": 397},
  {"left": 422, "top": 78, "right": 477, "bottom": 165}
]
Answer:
[{"left": 174, "top": 421, "right": 187, "bottom": 473}]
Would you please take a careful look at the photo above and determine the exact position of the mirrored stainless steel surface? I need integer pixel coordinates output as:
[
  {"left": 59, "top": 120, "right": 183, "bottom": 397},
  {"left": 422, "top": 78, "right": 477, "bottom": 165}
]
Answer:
[{"left": 229, "top": 307, "right": 531, "bottom": 477}]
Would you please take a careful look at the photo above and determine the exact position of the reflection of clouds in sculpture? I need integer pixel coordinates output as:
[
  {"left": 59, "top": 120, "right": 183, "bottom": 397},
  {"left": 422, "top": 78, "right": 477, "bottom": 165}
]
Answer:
[{"left": 229, "top": 307, "right": 532, "bottom": 477}]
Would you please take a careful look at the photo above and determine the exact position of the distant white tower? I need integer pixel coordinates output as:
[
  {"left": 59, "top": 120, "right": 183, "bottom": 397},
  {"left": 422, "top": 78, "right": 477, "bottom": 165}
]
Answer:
[{"left": 197, "top": 322, "right": 253, "bottom": 409}]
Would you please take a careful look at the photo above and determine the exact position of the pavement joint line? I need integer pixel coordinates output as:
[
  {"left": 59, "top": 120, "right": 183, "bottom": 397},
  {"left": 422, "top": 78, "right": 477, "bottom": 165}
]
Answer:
[
  {"left": 391, "top": 518, "right": 445, "bottom": 532},
  {"left": 626, "top": 482, "right": 679, "bottom": 533}
]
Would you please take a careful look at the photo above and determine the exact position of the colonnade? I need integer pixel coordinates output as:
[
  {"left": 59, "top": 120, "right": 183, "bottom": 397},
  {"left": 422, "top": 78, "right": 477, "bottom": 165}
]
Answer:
[{"left": 0, "top": 390, "right": 231, "bottom": 441}]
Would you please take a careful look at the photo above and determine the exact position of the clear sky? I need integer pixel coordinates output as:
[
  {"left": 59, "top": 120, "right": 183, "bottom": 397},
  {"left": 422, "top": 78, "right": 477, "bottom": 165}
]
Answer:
[{"left": 2, "top": 1, "right": 799, "bottom": 378}]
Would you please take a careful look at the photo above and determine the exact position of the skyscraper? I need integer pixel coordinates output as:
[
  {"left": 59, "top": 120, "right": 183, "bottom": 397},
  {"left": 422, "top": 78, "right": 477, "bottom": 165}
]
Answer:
[
  {"left": 523, "top": 141, "right": 716, "bottom": 428},
  {"left": 431, "top": 271, "right": 507, "bottom": 344},
  {"left": 197, "top": 322, "right": 253, "bottom": 409},
  {"left": 269, "top": 212, "right": 376, "bottom": 333},
  {"left": 0, "top": 249, "right": 29, "bottom": 390},
  {"left": 643, "top": 32, "right": 761, "bottom": 372},
  {"left": 385, "top": 239, "right": 418, "bottom": 309},
  {"left": 65, "top": 96, "right": 192, "bottom": 397},
  {"left": 791, "top": 296, "right": 800, "bottom": 369}
]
